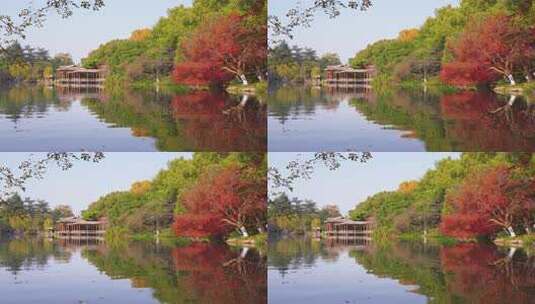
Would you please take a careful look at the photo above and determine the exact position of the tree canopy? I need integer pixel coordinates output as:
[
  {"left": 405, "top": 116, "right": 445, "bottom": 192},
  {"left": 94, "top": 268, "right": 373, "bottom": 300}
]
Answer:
[
  {"left": 349, "top": 0, "right": 535, "bottom": 86},
  {"left": 349, "top": 153, "right": 535, "bottom": 240},
  {"left": 82, "top": 153, "right": 267, "bottom": 239}
]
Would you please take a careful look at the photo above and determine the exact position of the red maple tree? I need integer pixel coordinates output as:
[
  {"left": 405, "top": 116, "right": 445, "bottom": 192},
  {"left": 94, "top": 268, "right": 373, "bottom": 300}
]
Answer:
[
  {"left": 173, "top": 13, "right": 267, "bottom": 87},
  {"left": 440, "top": 166, "right": 534, "bottom": 239},
  {"left": 441, "top": 14, "right": 535, "bottom": 86},
  {"left": 173, "top": 165, "right": 266, "bottom": 239}
]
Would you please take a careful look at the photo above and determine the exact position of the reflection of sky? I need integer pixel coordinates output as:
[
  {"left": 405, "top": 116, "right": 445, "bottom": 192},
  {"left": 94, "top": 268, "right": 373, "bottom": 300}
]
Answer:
[
  {"left": 268, "top": 98, "right": 427, "bottom": 152},
  {"left": 0, "top": 100, "right": 158, "bottom": 152},
  {"left": 0, "top": 246, "right": 159, "bottom": 304},
  {"left": 268, "top": 245, "right": 427, "bottom": 304},
  {"left": 3, "top": 0, "right": 192, "bottom": 63},
  {"left": 270, "top": 0, "right": 460, "bottom": 62},
  {"left": 269, "top": 152, "right": 459, "bottom": 214},
  {"left": 0, "top": 152, "right": 188, "bottom": 215}
]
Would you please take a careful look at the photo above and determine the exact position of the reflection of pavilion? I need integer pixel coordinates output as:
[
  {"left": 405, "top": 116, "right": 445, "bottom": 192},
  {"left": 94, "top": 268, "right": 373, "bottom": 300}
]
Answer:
[
  {"left": 55, "top": 85, "right": 105, "bottom": 103},
  {"left": 324, "top": 237, "right": 372, "bottom": 250},
  {"left": 322, "top": 85, "right": 375, "bottom": 103}
]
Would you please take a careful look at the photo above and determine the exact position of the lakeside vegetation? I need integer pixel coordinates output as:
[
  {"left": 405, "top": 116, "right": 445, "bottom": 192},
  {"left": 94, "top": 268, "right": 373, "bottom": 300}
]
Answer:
[
  {"left": 0, "top": 194, "right": 73, "bottom": 236},
  {"left": 0, "top": 42, "right": 73, "bottom": 85},
  {"left": 81, "top": 153, "right": 267, "bottom": 243},
  {"left": 268, "top": 194, "right": 341, "bottom": 235},
  {"left": 268, "top": 41, "right": 341, "bottom": 85},
  {"left": 350, "top": 0, "right": 535, "bottom": 93},
  {"left": 349, "top": 153, "right": 534, "bottom": 246},
  {"left": 82, "top": 0, "right": 267, "bottom": 92}
]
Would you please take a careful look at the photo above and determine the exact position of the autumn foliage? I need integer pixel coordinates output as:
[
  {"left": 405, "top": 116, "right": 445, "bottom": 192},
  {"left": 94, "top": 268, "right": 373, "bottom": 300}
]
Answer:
[
  {"left": 441, "top": 14, "right": 535, "bottom": 86},
  {"left": 440, "top": 166, "right": 535, "bottom": 239},
  {"left": 173, "top": 13, "right": 267, "bottom": 87},
  {"left": 173, "top": 164, "right": 266, "bottom": 239}
]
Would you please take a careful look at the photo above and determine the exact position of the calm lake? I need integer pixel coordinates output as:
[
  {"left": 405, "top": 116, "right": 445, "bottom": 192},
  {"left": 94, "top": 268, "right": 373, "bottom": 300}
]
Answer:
[
  {"left": 0, "top": 238, "right": 266, "bottom": 304},
  {"left": 268, "top": 86, "right": 535, "bottom": 151},
  {"left": 0, "top": 86, "right": 266, "bottom": 152},
  {"left": 268, "top": 238, "right": 535, "bottom": 304}
]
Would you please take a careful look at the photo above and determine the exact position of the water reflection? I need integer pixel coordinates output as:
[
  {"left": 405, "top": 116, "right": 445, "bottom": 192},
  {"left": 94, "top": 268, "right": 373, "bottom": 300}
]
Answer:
[
  {"left": 0, "top": 85, "right": 266, "bottom": 151},
  {"left": 0, "top": 238, "right": 266, "bottom": 304},
  {"left": 269, "top": 238, "right": 535, "bottom": 304},
  {"left": 268, "top": 86, "right": 535, "bottom": 151}
]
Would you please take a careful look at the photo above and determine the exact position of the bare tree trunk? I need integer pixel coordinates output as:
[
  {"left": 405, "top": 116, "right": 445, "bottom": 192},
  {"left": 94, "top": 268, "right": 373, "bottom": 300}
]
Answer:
[
  {"left": 240, "top": 74, "right": 249, "bottom": 86},
  {"left": 240, "top": 226, "right": 249, "bottom": 237},
  {"left": 507, "top": 74, "right": 516, "bottom": 86},
  {"left": 507, "top": 226, "right": 517, "bottom": 238}
]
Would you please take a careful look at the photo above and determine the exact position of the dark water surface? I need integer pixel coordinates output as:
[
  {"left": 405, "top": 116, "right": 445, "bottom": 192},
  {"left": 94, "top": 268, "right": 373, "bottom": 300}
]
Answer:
[
  {"left": 268, "top": 238, "right": 535, "bottom": 304},
  {"left": 0, "top": 238, "right": 266, "bottom": 304},
  {"left": 268, "top": 86, "right": 535, "bottom": 151},
  {"left": 0, "top": 86, "right": 266, "bottom": 151}
]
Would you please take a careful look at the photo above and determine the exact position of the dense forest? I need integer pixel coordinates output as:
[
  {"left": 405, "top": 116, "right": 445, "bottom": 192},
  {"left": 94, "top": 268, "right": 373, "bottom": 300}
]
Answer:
[
  {"left": 82, "top": 153, "right": 267, "bottom": 242},
  {"left": 350, "top": 0, "right": 535, "bottom": 90},
  {"left": 0, "top": 194, "right": 73, "bottom": 236},
  {"left": 0, "top": 42, "right": 73, "bottom": 84},
  {"left": 268, "top": 41, "right": 341, "bottom": 84},
  {"left": 268, "top": 193, "right": 341, "bottom": 235},
  {"left": 349, "top": 153, "right": 535, "bottom": 242},
  {"left": 82, "top": 0, "right": 267, "bottom": 90}
]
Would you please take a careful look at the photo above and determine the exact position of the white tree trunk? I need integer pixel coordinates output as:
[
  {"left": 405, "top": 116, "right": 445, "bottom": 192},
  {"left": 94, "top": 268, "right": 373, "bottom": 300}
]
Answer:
[
  {"left": 507, "top": 74, "right": 516, "bottom": 86},
  {"left": 507, "top": 226, "right": 516, "bottom": 238},
  {"left": 240, "top": 226, "right": 249, "bottom": 237},
  {"left": 239, "top": 74, "right": 249, "bottom": 86}
]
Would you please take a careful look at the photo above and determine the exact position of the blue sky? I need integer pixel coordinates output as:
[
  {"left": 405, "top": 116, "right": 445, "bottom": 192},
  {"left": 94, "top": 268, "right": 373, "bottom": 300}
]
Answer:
[
  {"left": 1, "top": 153, "right": 190, "bottom": 215},
  {"left": 270, "top": 0, "right": 460, "bottom": 62},
  {"left": 269, "top": 153, "right": 460, "bottom": 214},
  {"left": 3, "top": 0, "right": 192, "bottom": 63}
]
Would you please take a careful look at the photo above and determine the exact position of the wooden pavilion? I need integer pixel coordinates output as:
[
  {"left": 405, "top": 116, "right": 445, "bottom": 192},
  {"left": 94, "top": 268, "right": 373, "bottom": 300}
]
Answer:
[
  {"left": 54, "top": 217, "right": 107, "bottom": 238},
  {"left": 324, "top": 217, "right": 374, "bottom": 238},
  {"left": 55, "top": 65, "right": 107, "bottom": 87},
  {"left": 324, "top": 65, "right": 375, "bottom": 87}
]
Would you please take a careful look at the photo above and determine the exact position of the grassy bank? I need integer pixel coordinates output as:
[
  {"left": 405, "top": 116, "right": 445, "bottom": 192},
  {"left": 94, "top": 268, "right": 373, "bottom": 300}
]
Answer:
[
  {"left": 226, "top": 233, "right": 267, "bottom": 248},
  {"left": 104, "top": 227, "right": 191, "bottom": 246},
  {"left": 493, "top": 82, "right": 535, "bottom": 98},
  {"left": 494, "top": 234, "right": 535, "bottom": 248},
  {"left": 398, "top": 231, "right": 460, "bottom": 246},
  {"left": 226, "top": 81, "right": 267, "bottom": 96}
]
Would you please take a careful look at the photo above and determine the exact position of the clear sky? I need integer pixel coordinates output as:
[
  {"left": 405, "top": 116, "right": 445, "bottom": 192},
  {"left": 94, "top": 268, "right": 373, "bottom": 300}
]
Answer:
[
  {"left": 3, "top": 0, "right": 192, "bottom": 63},
  {"left": 1, "top": 153, "right": 190, "bottom": 215},
  {"left": 270, "top": 0, "right": 461, "bottom": 63},
  {"left": 269, "top": 153, "right": 460, "bottom": 215}
]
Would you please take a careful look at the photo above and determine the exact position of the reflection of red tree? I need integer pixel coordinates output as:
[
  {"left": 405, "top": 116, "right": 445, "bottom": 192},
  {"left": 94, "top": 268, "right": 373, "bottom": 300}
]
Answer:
[
  {"left": 441, "top": 244, "right": 535, "bottom": 304},
  {"left": 172, "top": 243, "right": 266, "bottom": 304},
  {"left": 171, "top": 92, "right": 266, "bottom": 151},
  {"left": 440, "top": 91, "right": 535, "bottom": 151}
]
